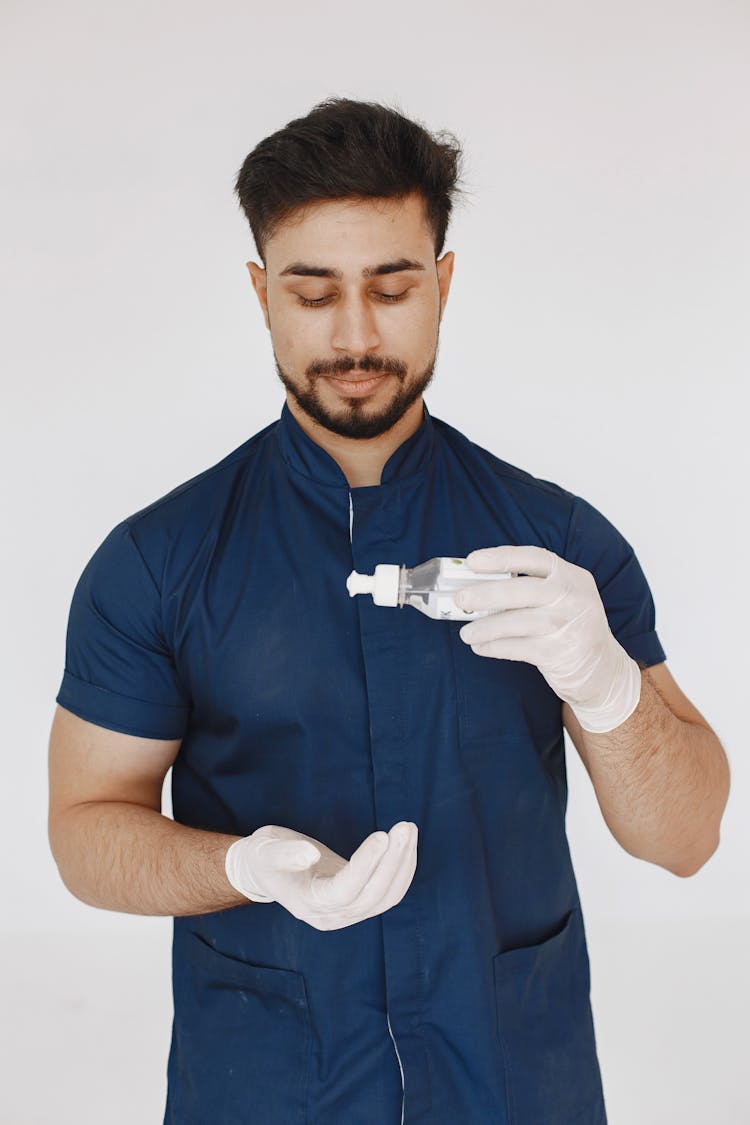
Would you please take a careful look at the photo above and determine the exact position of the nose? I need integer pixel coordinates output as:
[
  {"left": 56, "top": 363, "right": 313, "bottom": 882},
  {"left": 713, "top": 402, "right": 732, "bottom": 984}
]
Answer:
[{"left": 329, "top": 293, "right": 382, "bottom": 358}]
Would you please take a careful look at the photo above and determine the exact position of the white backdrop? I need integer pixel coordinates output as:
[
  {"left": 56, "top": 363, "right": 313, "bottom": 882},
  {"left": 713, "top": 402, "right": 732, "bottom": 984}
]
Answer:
[{"left": 2, "top": 1, "right": 748, "bottom": 1121}]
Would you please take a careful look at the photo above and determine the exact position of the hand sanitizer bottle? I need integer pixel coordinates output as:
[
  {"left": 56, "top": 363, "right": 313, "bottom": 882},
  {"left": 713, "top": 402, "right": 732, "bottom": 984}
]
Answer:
[{"left": 346, "top": 557, "right": 513, "bottom": 621}]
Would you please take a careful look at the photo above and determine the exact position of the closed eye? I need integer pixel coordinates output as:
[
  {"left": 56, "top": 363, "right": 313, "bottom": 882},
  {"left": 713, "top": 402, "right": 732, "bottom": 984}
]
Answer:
[{"left": 297, "top": 291, "right": 409, "bottom": 307}]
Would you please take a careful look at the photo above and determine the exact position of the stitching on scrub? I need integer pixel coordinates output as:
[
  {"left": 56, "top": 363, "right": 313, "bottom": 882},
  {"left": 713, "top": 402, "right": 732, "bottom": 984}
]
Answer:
[
  {"left": 437, "top": 421, "right": 576, "bottom": 503},
  {"left": 397, "top": 615, "right": 432, "bottom": 1100},
  {"left": 617, "top": 630, "right": 666, "bottom": 649},
  {"left": 560, "top": 494, "right": 578, "bottom": 559},
  {"left": 284, "top": 457, "right": 431, "bottom": 492},
  {"left": 447, "top": 623, "right": 469, "bottom": 747},
  {"left": 560, "top": 499, "right": 665, "bottom": 666},
  {"left": 125, "top": 525, "right": 193, "bottom": 703},
  {"left": 62, "top": 667, "right": 190, "bottom": 710},
  {"left": 125, "top": 524, "right": 162, "bottom": 599},
  {"left": 284, "top": 461, "right": 353, "bottom": 492},
  {"left": 56, "top": 698, "right": 182, "bottom": 740},
  {"left": 395, "top": 598, "right": 431, "bottom": 1107},
  {"left": 491, "top": 949, "right": 517, "bottom": 1124},
  {"left": 124, "top": 524, "right": 172, "bottom": 654},
  {"left": 124, "top": 426, "right": 276, "bottom": 525},
  {"left": 613, "top": 630, "right": 666, "bottom": 669},
  {"left": 498, "top": 1029, "right": 516, "bottom": 1125}
]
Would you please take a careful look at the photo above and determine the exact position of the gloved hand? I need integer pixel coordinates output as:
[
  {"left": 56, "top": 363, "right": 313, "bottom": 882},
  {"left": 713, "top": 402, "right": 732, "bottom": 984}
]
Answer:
[
  {"left": 454, "top": 545, "right": 642, "bottom": 733},
  {"left": 225, "top": 821, "right": 418, "bottom": 930}
]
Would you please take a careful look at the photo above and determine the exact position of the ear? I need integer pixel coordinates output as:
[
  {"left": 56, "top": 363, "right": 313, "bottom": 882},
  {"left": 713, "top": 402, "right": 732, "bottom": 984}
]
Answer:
[
  {"left": 246, "top": 261, "right": 270, "bottom": 331},
  {"left": 436, "top": 250, "right": 454, "bottom": 319}
]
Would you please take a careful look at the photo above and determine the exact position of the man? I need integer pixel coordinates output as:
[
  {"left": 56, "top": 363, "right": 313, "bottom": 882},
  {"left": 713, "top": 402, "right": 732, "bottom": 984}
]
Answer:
[{"left": 48, "top": 97, "right": 730, "bottom": 1124}]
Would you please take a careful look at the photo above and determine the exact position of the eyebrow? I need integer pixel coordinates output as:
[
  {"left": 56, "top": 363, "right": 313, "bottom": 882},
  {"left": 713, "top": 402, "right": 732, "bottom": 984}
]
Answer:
[{"left": 278, "top": 257, "right": 427, "bottom": 280}]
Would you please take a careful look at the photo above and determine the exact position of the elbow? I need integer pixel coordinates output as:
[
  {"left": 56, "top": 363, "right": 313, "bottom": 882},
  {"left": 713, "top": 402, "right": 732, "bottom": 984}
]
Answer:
[
  {"left": 671, "top": 862, "right": 707, "bottom": 879},
  {"left": 48, "top": 843, "right": 87, "bottom": 904},
  {"left": 669, "top": 834, "right": 721, "bottom": 878},
  {"left": 48, "top": 814, "right": 94, "bottom": 906},
  {"left": 670, "top": 760, "right": 730, "bottom": 878},
  {"left": 51, "top": 859, "right": 100, "bottom": 908},
  {"left": 48, "top": 814, "right": 71, "bottom": 888}
]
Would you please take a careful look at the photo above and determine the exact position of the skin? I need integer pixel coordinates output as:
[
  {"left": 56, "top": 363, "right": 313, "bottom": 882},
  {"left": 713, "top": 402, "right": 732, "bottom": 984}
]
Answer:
[
  {"left": 46, "top": 190, "right": 455, "bottom": 916},
  {"left": 246, "top": 192, "right": 455, "bottom": 487},
  {"left": 245, "top": 191, "right": 730, "bottom": 875},
  {"left": 48, "top": 188, "right": 729, "bottom": 922}
]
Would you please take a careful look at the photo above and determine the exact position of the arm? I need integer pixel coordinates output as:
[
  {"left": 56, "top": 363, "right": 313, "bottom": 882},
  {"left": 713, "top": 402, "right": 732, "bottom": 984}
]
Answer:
[
  {"left": 454, "top": 542, "right": 731, "bottom": 879},
  {"left": 49, "top": 705, "right": 420, "bottom": 928},
  {"left": 48, "top": 704, "right": 247, "bottom": 916},
  {"left": 562, "top": 662, "right": 731, "bottom": 877}
]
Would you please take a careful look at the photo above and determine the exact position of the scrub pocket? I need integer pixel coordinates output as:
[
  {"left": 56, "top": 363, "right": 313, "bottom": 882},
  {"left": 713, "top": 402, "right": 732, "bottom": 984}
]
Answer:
[
  {"left": 167, "top": 933, "right": 312, "bottom": 1125},
  {"left": 450, "top": 627, "right": 563, "bottom": 751},
  {"left": 492, "top": 905, "right": 607, "bottom": 1125}
]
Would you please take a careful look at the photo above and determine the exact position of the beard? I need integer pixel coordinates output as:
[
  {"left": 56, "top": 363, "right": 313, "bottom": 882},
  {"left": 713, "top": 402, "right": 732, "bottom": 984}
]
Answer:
[{"left": 272, "top": 345, "right": 439, "bottom": 440}]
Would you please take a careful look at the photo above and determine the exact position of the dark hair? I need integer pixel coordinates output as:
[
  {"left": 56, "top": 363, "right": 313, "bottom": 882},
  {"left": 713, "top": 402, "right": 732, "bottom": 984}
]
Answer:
[{"left": 233, "top": 96, "right": 469, "bottom": 265}]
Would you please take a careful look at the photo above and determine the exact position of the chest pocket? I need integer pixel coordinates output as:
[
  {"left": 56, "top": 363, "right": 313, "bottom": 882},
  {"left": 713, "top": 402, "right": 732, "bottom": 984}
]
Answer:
[{"left": 449, "top": 624, "right": 562, "bottom": 753}]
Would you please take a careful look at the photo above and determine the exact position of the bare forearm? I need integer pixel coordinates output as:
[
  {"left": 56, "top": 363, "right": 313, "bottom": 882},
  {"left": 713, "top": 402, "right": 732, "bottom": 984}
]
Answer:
[
  {"left": 574, "top": 670, "right": 730, "bottom": 876},
  {"left": 50, "top": 801, "right": 248, "bottom": 916}
]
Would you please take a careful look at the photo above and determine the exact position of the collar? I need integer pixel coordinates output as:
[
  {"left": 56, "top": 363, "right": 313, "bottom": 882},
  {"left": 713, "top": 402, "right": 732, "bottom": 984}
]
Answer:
[{"left": 275, "top": 399, "right": 435, "bottom": 489}]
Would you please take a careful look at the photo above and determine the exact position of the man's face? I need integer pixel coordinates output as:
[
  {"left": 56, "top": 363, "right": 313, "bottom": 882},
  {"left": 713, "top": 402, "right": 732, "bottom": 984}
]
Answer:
[{"left": 246, "top": 192, "right": 454, "bottom": 439}]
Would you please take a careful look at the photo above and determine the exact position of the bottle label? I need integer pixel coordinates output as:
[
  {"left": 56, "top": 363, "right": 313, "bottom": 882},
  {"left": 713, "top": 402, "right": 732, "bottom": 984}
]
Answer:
[
  {"left": 422, "top": 557, "right": 512, "bottom": 620},
  {"left": 440, "top": 557, "right": 511, "bottom": 585}
]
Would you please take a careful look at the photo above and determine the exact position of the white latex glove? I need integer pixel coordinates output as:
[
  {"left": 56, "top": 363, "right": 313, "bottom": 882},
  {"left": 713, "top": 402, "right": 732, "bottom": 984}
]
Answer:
[
  {"left": 454, "top": 545, "right": 642, "bottom": 733},
  {"left": 225, "top": 821, "right": 418, "bottom": 931}
]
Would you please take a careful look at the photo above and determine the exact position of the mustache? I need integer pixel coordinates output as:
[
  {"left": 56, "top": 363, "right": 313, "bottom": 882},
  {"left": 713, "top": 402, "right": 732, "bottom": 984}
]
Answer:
[{"left": 308, "top": 357, "right": 407, "bottom": 378}]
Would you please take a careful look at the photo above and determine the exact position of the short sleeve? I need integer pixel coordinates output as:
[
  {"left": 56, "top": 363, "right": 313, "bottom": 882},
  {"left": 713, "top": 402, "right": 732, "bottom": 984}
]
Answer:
[
  {"left": 562, "top": 495, "right": 667, "bottom": 670},
  {"left": 56, "top": 520, "right": 191, "bottom": 739}
]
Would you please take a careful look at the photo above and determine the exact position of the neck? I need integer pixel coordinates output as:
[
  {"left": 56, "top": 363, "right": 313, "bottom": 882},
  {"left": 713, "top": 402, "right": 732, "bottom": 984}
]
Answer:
[{"left": 286, "top": 395, "right": 425, "bottom": 487}]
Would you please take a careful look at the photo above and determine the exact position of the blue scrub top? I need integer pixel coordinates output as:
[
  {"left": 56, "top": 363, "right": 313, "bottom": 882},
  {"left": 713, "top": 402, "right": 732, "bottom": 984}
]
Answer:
[{"left": 57, "top": 401, "right": 666, "bottom": 1125}]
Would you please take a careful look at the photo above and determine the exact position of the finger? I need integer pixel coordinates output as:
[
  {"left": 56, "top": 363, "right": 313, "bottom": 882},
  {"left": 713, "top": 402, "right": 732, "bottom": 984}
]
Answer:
[
  {"left": 321, "top": 830, "right": 390, "bottom": 905},
  {"left": 369, "top": 834, "right": 418, "bottom": 916},
  {"left": 346, "top": 823, "right": 418, "bottom": 918},
  {"left": 310, "top": 847, "right": 418, "bottom": 931},
  {"left": 465, "top": 635, "right": 549, "bottom": 664},
  {"left": 262, "top": 839, "right": 321, "bottom": 871},
  {"left": 459, "top": 607, "right": 554, "bottom": 646},
  {"left": 454, "top": 575, "right": 558, "bottom": 614},
  {"left": 466, "top": 545, "right": 558, "bottom": 578}
]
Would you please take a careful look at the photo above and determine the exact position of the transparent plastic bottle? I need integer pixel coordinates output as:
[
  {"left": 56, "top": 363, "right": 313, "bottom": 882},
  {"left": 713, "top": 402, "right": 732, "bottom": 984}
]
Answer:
[{"left": 346, "top": 556, "right": 514, "bottom": 621}]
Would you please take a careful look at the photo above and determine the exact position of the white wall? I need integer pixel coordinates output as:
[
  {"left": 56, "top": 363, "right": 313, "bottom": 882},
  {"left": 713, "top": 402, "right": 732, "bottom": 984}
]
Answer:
[{"left": 3, "top": 0, "right": 748, "bottom": 1121}]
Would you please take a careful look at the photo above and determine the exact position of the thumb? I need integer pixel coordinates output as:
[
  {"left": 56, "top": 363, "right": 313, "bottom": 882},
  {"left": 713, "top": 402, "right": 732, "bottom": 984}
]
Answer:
[{"left": 265, "top": 840, "right": 321, "bottom": 871}]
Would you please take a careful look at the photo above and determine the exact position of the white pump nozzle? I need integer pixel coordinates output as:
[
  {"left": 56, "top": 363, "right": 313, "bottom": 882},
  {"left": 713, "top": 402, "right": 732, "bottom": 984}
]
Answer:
[
  {"left": 346, "top": 570, "right": 375, "bottom": 597},
  {"left": 346, "top": 565, "right": 400, "bottom": 607}
]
